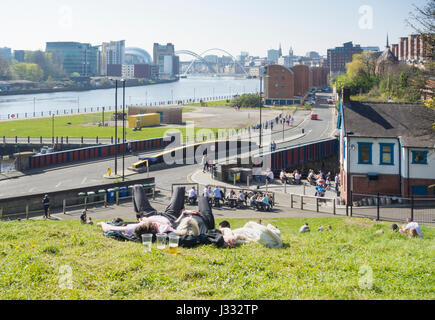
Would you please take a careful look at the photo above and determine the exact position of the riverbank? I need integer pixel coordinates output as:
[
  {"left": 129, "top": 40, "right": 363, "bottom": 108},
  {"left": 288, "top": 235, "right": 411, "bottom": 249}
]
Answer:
[{"left": 0, "top": 78, "right": 179, "bottom": 97}]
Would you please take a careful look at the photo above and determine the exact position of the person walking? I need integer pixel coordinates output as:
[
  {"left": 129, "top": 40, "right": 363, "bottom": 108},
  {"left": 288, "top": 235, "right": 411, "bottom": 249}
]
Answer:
[
  {"left": 42, "top": 194, "right": 50, "bottom": 219},
  {"left": 201, "top": 154, "right": 208, "bottom": 173}
]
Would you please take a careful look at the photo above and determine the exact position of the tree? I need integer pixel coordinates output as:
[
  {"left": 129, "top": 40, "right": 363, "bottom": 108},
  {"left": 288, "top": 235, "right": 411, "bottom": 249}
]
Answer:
[
  {"left": 13, "top": 63, "right": 43, "bottom": 82},
  {"left": 406, "top": 0, "right": 435, "bottom": 61},
  {"left": 230, "top": 94, "right": 263, "bottom": 108}
]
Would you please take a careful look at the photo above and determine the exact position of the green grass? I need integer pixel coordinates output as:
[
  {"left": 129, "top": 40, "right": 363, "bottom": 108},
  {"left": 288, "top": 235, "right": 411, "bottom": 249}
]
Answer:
[
  {"left": 0, "top": 112, "right": 224, "bottom": 140},
  {"left": 0, "top": 217, "right": 433, "bottom": 300}
]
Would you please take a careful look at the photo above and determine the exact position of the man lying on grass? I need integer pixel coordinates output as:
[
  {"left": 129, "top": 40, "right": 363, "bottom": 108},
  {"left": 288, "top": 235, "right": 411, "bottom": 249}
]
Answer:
[{"left": 98, "top": 186, "right": 228, "bottom": 248}]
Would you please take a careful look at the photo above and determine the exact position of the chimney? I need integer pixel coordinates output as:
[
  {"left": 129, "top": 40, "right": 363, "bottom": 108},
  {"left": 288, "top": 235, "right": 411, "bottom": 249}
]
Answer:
[{"left": 342, "top": 87, "right": 351, "bottom": 105}]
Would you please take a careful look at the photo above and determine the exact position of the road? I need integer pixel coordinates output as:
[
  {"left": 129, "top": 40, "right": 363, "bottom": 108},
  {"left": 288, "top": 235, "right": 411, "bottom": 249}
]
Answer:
[{"left": 0, "top": 93, "right": 337, "bottom": 199}]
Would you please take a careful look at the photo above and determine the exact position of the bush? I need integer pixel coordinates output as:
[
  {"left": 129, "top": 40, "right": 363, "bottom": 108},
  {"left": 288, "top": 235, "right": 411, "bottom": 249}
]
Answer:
[{"left": 230, "top": 94, "right": 263, "bottom": 109}]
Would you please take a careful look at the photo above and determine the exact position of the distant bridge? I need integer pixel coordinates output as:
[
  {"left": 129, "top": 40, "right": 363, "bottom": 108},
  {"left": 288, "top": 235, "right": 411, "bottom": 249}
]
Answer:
[{"left": 175, "top": 48, "right": 249, "bottom": 77}]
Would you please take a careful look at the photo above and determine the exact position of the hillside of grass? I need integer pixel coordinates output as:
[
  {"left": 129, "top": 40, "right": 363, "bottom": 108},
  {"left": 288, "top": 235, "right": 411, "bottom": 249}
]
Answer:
[
  {"left": 0, "top": 217, "right": 433, "bottom": 300},
  {"left": 0, "top": 112, "right": 222, "bottom": 140}
]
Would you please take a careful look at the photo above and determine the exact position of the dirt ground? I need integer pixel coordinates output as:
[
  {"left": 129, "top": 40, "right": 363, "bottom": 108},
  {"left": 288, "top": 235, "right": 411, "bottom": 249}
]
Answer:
[{"left": 181, "top": 106, "right": 290, "bottom": 128}]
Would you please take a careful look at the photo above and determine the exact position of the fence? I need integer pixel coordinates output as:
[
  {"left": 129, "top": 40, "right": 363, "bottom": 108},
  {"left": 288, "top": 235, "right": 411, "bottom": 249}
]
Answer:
[
  {"left": 0, "top": 95, "right": 238, "bottom": 121},
  {"left": 0, "top": 183, "right": 156, "bottom": 220},
  {"left": 290, "top": 194, "right": 337, "bottom": 215},
  {"left": 349, "top": 192, "right": 435, "bottom": 225}
]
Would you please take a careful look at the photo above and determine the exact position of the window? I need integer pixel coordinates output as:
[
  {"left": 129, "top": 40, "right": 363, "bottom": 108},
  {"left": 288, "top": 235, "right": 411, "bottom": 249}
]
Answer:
[
  {"left": 411, "top": 151, "right": 428, "bottom": 164},
  {"left": 379, "top": 143, "right": 394, "bottom": 165},
  {"left": 358, "top": 142, "right": 372, "bottom": 164}
]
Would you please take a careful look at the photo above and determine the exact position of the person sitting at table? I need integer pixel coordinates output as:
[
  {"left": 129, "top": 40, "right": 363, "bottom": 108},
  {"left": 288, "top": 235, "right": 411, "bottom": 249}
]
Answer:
[
  {"left": 188, "top": 186, "right": 198, "bottom": 205},
  {"left": 262, "top": 194, "right": 271, "bottom": 212},
  {"left": 266, "top": 169, "right": 274, "bottom": 184},
  {"left": 317, "top": 176, "right": 326, "bottom": 188},
  {"left": 249, "top": 193, "right": 257, "bottom": 209},
  {"left": 213, "top": 186, "right": 222, "bottom": 207},
  {"left": 237, "top": 191, "right": 246, "bottom": 208},
  {"left": 307, "top": 170, "right": 316, "bottom": 186},
  {"left": 226, "top": 189, "right": 237, "bottom": 208},
  {"left": 279, "top": 170, "right": 287, "bottom": 184},
  {"left": 294, "top": 171, "right": 302, "bottom": 185}
]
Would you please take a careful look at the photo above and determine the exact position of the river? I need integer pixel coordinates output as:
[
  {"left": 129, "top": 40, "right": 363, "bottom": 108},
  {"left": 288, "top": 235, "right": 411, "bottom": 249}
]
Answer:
[{"left": 0, "top": 76, "right": 260, "bottom": 119}]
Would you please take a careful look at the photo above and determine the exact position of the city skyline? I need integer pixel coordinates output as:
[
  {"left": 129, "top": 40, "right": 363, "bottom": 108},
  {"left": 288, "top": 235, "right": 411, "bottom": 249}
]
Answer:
[{"left": 0, "top": 0, "right": 426, "bottom": 58}]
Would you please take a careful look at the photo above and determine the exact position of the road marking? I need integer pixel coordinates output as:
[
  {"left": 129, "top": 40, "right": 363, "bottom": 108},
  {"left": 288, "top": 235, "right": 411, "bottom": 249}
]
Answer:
[
  {"left": 29, "top": 188, "right": 35, "bottom": 192},
  {"left": 81, "top": 177, "right": 87, "bottom": 185},
  {"left": 55, "top": 182, "right": 62, "bottom": 188}
]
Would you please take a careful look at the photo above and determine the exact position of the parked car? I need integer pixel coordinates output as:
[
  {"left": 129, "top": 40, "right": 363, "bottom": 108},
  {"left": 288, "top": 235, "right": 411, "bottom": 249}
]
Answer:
[
  {"left": 327, "top": 99, "right": 334, "bottom": 104},
  {"left": 311, "top": 113, "right": 318, "bottom": 120}
]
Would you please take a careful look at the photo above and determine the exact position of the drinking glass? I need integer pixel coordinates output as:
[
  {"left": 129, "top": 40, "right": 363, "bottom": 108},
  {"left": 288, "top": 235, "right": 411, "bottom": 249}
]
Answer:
[
  {"left": 156, "top": 233, "right": 167, "bottom": 251},
  {"left": 168, "top": 235, "right": 180, "bottom": 255},
  {"left": 141, "top": 234, "right": 152, "bottom": 253}
]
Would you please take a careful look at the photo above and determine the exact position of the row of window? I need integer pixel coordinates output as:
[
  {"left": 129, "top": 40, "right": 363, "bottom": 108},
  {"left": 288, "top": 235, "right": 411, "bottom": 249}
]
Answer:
[{"left": 356, "top": 142, "right": 428, "bottom": 165}]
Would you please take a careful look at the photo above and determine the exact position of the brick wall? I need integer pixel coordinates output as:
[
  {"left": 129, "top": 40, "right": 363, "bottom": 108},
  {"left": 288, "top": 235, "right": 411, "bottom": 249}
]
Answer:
[
  {"left": 291, "top": 65, "right": 310, "bottom": 96},
  {"left": 264, "top": 65, "right": 295, "bottom": 99},
  {"left": 402, "top": 178, "right": 435, "bottom": 197}
]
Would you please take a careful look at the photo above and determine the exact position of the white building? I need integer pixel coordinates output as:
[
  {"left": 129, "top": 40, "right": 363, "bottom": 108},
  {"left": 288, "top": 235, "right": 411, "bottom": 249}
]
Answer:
[{"left": 338, "top": 88, "right": 435, "bottom": 204}]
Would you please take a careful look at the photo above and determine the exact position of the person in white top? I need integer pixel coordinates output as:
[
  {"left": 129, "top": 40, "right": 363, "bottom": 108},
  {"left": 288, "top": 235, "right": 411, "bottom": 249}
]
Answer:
[
  {"left": 279, "top": 170, "right": 287, "bottom": 183},
  {"left": 401, "top": 218, "right": 424, "bottom": 238},
  {"left": 266, "top": 169, "right": 274, "bottom": 183},
  {"left": 294, "top": 171, "right": 301, "bottom": 184},
  {"left": 188, "top": 187, "right": 198, "bottom": 204}
]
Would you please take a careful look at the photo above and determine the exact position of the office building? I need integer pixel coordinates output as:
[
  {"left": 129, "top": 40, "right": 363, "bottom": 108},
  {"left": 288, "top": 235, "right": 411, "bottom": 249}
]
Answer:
[
  {"left": 326, "top": 42, "right": 363, "bottom": 76},
  {"left": 267, "top": 49, "right": 281, "bottom": 64},
  {"left": 153, "top": 43, "right": 179, "bottom": 79},
  {"left": 100, "top": 40, "right": 125, "bottom": 76},
  {"left": 46, "top": 42, "right": 99, "bottom": 76},
  {"left": 0, "top": 47, "right": 12, "bottom": 60},
  {"left": 13, "top": 50, "right": 25, "bottom": 62}
]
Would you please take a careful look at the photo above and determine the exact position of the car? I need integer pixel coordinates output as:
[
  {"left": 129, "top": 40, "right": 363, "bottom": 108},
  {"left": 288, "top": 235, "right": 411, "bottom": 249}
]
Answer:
[
  {"left": 311, "top": 113, "right": 318, "bottom": 120},
  {"left": 327, "top": 99, "right": 334, "bottom": 104}
]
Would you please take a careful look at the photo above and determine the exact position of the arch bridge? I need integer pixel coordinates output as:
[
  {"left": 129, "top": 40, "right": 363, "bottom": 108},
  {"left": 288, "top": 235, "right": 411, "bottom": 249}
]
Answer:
[{"left": 175, "top": 48, "right": 249, "bottom": 77}]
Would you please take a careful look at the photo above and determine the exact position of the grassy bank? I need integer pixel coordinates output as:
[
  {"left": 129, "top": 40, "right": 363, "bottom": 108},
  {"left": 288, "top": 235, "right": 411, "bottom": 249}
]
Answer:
[
  {"left": 0, "top": 112, "right": 223, "bottom": 140},
  {"left": 0, "top": 217, "right": 433, "bottom": 300}
]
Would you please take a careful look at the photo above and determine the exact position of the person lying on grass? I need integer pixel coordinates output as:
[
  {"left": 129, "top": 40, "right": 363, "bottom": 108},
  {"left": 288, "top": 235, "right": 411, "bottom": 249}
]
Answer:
[
  {"left": 97, "top": 210, "right": 202, "bottom": 240},
  {"left": 218, "top": 220, "right": 282, "bottom": 248},
  {"left": 400, "top": 218, "right": 424, "bottom": 238},
  {"left": 101, "top": 186, "right": 227, "bottom": 247}
]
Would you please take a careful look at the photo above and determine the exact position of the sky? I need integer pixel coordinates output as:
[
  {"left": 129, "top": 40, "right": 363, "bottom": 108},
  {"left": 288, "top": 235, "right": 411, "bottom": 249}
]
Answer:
[{"left": 0, "top": 0, "right": 428, "bottom": 58}]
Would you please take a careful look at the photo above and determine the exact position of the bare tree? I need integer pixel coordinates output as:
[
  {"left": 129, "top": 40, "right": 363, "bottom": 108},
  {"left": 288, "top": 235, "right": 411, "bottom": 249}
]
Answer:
[{"left": 406, "top": 0, "right": 435, "bottom": 61}]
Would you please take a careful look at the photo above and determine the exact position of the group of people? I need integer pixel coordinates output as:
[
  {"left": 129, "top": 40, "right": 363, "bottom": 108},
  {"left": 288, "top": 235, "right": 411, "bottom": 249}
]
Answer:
[
  {"left": 98, "top": 185, "right": 282, "bottom": 248},
  {"left": 252, "top": 113, "right": 295, "bottom": 132},
  {"left": 248, "top": 192, "right": 273, "bottom": 212},
  {"left": 279, "top": 169, "right": 302, "bottom": 185}
]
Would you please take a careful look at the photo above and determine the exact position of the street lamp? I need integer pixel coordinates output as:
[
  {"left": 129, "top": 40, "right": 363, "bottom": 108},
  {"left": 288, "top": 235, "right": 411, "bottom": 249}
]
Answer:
[
  {"left": 122, "top": 79, "right": 126, "bottom": 182},
  {"left": 51, "top": 114, "right": 55, "bottom": 144},
  {"left": 115, "top": 80, "right": 118, "bottom": 176}
]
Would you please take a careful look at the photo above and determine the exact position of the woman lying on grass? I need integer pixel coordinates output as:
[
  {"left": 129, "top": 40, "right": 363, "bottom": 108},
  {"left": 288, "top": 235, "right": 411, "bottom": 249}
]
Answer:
[{"left": 218, "top": 220, "right": 282, "bottom": 248}]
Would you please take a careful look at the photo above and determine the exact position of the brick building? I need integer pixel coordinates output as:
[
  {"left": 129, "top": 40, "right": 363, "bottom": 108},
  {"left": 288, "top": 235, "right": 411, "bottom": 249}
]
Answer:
[
  {"left": 327, "top": 42, "right": 363, "bottom": 76},
  {"left": 338, "top": 88, "right": 435, "bottom": 204},
  {"left": 264, "top": 65, "right": 329, "bottom": 105}
]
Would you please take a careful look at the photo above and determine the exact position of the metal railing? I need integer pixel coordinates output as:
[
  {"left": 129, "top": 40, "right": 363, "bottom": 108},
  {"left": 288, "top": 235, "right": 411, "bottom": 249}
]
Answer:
[
  {"left": 0, "top": 185, "right": 156, "bottom": 220},
  {"left": 349, "top": 192, "right": 435, "bottom": 224},
  {"left": 290, "top": 194, "right": 337, "bottom": 215}
]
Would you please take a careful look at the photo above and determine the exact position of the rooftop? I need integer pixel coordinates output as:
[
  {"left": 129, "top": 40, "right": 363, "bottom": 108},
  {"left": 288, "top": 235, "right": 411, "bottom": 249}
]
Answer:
[{"left": 343, "top": 101, "right": 435, "bottom": 148}]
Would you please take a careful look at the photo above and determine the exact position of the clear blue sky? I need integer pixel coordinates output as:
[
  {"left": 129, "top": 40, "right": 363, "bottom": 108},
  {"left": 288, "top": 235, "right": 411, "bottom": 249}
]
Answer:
[{"left": 0, "top": 0, "right": 427, "bottom": 57}]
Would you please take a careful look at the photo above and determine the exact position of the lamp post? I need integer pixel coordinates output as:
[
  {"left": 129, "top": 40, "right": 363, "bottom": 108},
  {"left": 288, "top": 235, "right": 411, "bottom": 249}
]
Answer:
[
  {"left": 33, "top": 97, "right": 36, "bottom": 117},
  {"left": 115, "top": 80, "right": 118, "bottom": 176},
  {"left": 51, "top": 114, "right": 55, "bottom": 144},
  {"left": 259, "top": 73, "right": 263, "bottom": 149},
  {"left": 122, "top": 79, "right": 126, "bottom": 182}
]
